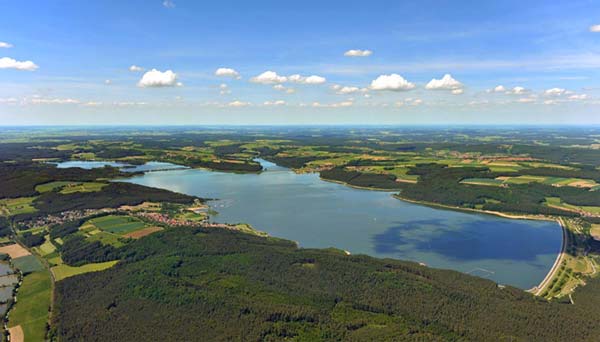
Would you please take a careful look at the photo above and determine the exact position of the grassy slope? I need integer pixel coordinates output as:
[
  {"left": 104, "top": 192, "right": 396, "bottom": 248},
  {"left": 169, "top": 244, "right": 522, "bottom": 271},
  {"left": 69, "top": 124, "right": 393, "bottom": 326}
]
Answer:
[
  {"left": 9, "top": 270, "right": 52, "bottom": 342},
  {"left": 53, "top": 227, "right": 600, "bottom": 342}
]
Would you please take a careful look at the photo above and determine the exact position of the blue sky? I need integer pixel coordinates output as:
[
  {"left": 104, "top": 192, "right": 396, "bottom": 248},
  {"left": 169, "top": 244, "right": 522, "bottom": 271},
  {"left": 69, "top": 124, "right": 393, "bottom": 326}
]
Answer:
[{"left": 1, "top": 0, "right": 600, "bottom": 125}]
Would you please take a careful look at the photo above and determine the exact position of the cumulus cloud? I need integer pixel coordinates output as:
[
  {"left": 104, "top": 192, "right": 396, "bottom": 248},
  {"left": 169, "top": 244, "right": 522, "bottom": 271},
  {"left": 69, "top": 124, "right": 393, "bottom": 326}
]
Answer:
[
  {"left": 163, "top": 0, "right": 175, "bottom": 8},
  {"left": 488, "top": 85, "right": 506, "bottom": 93},
  {"left": 568, "top": 94, "right": 588, "bottom": 100},
  {"left": 30, "top": 97, "right": 80, "bottom": 105},
  {"left": 312, "top": 100, "right": 354, "bottom": 108},
  {"left": 288, "top": 74, "right": 326, "bottom": 84},
  {"left": 250, "top": 71, "right": 287, "bottom": 84},
  {"left": 451, "top": 88, "right": 464, "bottom": 95},
  {"left": 590, "top": 25, "right": 600, "bottom": 32},
  {"left": 331, "top": 84, "right": 368, "bottom": 95},
  {"left": 0, "top": 42, "right": 12, "bottom": 48},
  {"left": 215, "top": 67, "right": 241, "bottom": 79},
  {"left": 129, "top": 65, "right": 144, "bottom": 72},
  {"left": 0, "top": 97, "right": 18, "bottom": 104},
  {"left": 228, "top": 100, "right": 250, "bottom": 107},
  {"left": 505, "top": 86, "right": 527, "bottom": 95},
  {"left": 425, "top": 74, "right": 463, "bottom": 90},
  {"left": 517, "top": 97, "right": 536, "bottom": 103},
  {"left": 273, "top": 84, "right": 295, "bottom": 94},
  {"left": 251, "top": 71, "right": 326, "bottom": 85},
  {"left": 219, "top": 83, "right": 231, "bottom": 95},
  {"left": 137, "top": 69, "right": 180, "bottom": 87},
  {"left": 544, "top": 87, "right": 568, "bottom": 96},
  {"left": 395, "top": 98, "right": 423, "bottom": 106},
  {"left": 370, "top": 74, "right": 415, "bottom": 91},
  {"left": 0, "top": 57, "right": 38, "bottom": 71},
  {"left": 263, "top": 100, "right": 286, "bottom": 106},
  {"left": 344, "top": 49, "right": 372, "bottom": 57},
  {"left": 104, "top": 79, "right": 112, "bottom": 85}
]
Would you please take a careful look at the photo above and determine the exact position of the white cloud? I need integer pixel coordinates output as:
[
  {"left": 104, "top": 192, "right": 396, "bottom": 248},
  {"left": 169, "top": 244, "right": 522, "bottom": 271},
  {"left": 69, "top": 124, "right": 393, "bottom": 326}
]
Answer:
[
  {"left": 517, "top": 97, "right": 536, "bottom": 103},
  {"left": 105, "top": 79, "right": 112, "bottom": 85},
  {"left": 252, "top": 71, "right": 325, "bottom": 85},
  {"left": 0, "top": 42, "right": 12, "bottom": 48},
  {"left": 590, "top": 25, "right": 600, "bottom": 32},
  {"left": 544, "top": 87, "right": 567, "bottom": 96},
  {"left": 505, "top": 86, "right": 527, "bottom": 95},
  {"left": 263, "top": 100, "right": 286, "bottom": 106},
  {"left": 273, "top": 84, "right": 295, "bottom": 94},
  {"left": 395, "top": 98, "right": 423, "bottom": 106},
  {"left": 83, "top": 101, "right": 103, "bottom": 107},
  {"left": 568, "top": 94, "right": 588, "bottom": 100},
  {"left": 288, "top": 74, "right": 326, "bottom": 84},
  {"left": 163, "top": 0, "right": 175, "bottom": 8},
  {"left": 215, "top": 67, "right": 241, "bottom": 79},
  {"left": 370, "top": 74, "right": 415, "bottom": 91},
  {"left": 30, "top": 97, "right": 80, "bottom": 105},
  {"left": 488, "top": 85, "right": 506, "bottom": 93},
  {"left": 129, "top": 65, "right": 144, "bottom": 72},
  {"left": 451, "top": 88, "right": 464, "bottom": 95},
  {"left": 137, "top": 69, "right": 180, "bottom": 87},
  {"left": 331, "top": 84, "right": 368, "bottom": 95},
  {"left": 219, "top": 83, "right": 231, "bottom": 95},
  {"left": 312, "top": 100, "right": 354, "bottom": 108},
  {"left": 425, "top": 74, "right": 463, "bottom": 90},
  {"left": 250, "top": 71, "right": 287, "bottom": 84},
  {"left": 0, "top": 97, "right": 18, "bottom": 104},
  {"left": 344, "top": 49, "right": 372, "bottom": 57},
  {"left": 228, "top": 100, "right": 250, "bottom": 107},
  {"left": 0, "top": 57, "right": 38, "bottom": 71}
]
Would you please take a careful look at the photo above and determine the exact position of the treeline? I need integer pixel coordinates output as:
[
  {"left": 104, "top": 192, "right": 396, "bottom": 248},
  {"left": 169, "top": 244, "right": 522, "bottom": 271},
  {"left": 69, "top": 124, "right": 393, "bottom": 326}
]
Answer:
[
  {"left": 13, "top": 182, "right": 198, "bottom": 222},
  {"left": 320, "top": 167, "right": 402, "bottom": 190},
  {"left": 0, "top": 162, "right": 133, "bottom": 198},
  {"left": 395, "top": 163, "right": 595, "bottom": 216},
  {"left": 52, "top": 226, "right": 600, "bottom": 341}
]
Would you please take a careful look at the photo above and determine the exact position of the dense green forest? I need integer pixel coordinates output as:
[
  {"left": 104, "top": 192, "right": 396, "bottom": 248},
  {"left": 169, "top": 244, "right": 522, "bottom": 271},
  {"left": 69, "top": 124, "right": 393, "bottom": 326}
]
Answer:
[{"left": 52, "top": 226, "right": 600, "bottom": 342}]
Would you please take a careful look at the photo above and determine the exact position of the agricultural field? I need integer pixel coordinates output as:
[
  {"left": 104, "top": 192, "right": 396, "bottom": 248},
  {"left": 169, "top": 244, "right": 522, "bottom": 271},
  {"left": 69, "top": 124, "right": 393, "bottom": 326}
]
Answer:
[
  {"left": 51, "top": 260, "right": 118, "bottom": 281},
  {"left": 0, "top": 197, "right": 37, "bottom": 217},
  {"left": 8, "top": 270, "right": 52, "bottom": 342},
  {"left": 87, "top": 215, "right": 147, "bottom": 234},
  {"left": 35, "top": 181, "right": 107, "bottom": 194},
  {"left": 12, "top": 255, "right": 45, "bottom": 274}
]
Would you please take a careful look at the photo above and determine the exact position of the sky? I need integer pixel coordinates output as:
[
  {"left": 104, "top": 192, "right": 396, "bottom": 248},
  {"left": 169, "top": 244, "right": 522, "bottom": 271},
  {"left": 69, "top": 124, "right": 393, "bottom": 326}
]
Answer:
[{"left": 1, "top": 0, "right": 600, "bottom": 125}]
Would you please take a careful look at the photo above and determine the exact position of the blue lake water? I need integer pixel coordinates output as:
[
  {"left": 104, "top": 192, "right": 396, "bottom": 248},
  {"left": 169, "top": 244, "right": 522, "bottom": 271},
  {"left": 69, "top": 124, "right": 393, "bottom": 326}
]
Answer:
[{"left": 110, "top": 159, "right": 561, "bottom": 289}]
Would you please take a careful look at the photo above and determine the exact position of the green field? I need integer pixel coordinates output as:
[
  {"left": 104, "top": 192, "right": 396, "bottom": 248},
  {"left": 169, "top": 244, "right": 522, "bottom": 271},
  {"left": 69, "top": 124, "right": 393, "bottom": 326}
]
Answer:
[
  {"left": 89, "top": 215, "right": 147, "bottom": 234},
  {"left": 35, "top": 181, "right": 107, "bottom": 194},
  {"left": 8, "top": 270, "right": 51, "bottom": 342},
  {"left": 86, "top": 231, "right": 127, "bottom": 247},
  {"left": 12, "top": 255, "right": 45, "bottom": 274},
  {"left": 0, "top": 197, "right": 37, "bottom": 217},
  {"left": 35, "top": 181, "right": 75, "bottom": 193},
  {"left": 59, "top": 182, "right": 107, "bottom": 194},
  {"left": 460, "top": 178, "right": 503, "bottom": 186},
  {"left": 51, "top": 260, "right": 118, "bottom": 281}
]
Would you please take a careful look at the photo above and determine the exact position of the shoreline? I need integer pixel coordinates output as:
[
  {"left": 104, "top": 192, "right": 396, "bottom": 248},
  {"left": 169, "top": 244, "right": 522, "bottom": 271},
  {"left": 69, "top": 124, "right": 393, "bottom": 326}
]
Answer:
[
  {"left": 529, "top": 218, "right": 567, "bottom": 295},
  {"left": 316, "top": 175, "right": 567, "bottom": 294}
]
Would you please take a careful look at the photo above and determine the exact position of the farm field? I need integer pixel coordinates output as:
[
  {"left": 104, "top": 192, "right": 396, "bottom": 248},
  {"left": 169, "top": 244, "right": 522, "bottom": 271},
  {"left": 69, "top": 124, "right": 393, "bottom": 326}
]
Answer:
[
  {"left": 51, "top": 260, "right": 118, "bottom": 281},
  {"left": 0, "top": 197, "right": 37, "bottom": 217},
  {"left": 8, "top": 270, "right": 51, "bottom": 342},
  {"left": 87, "top": 215, "right": 147, "bottom": 234},
  {"left": 12, "top": 255, "right": 45, "bottom": 274}
]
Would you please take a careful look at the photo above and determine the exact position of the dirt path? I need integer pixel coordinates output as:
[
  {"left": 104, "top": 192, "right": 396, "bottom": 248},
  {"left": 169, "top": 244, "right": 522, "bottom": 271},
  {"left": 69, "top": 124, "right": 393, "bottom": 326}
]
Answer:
[{"left": 9, "top": 325, "right": 24, "bottom": 342}]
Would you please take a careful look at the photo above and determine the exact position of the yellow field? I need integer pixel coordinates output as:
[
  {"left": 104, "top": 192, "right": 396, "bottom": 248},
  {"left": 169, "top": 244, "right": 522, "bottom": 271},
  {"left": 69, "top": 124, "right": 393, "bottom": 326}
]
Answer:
[{"left": 51, "top": 260, "right": 118, "bottom": 281}]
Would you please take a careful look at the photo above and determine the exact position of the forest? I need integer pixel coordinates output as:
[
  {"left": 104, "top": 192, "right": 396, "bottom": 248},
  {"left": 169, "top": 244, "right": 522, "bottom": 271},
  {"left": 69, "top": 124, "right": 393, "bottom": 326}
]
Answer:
[{"left": 52, "top": 226, "right": 600, "bottom": 342}]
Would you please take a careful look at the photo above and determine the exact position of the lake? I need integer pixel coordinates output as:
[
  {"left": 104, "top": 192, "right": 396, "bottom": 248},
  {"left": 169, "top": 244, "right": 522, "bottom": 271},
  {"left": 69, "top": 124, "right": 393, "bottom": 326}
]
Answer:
[{"left": 57, "top": 159, "right": 562, "bottom": 289}]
